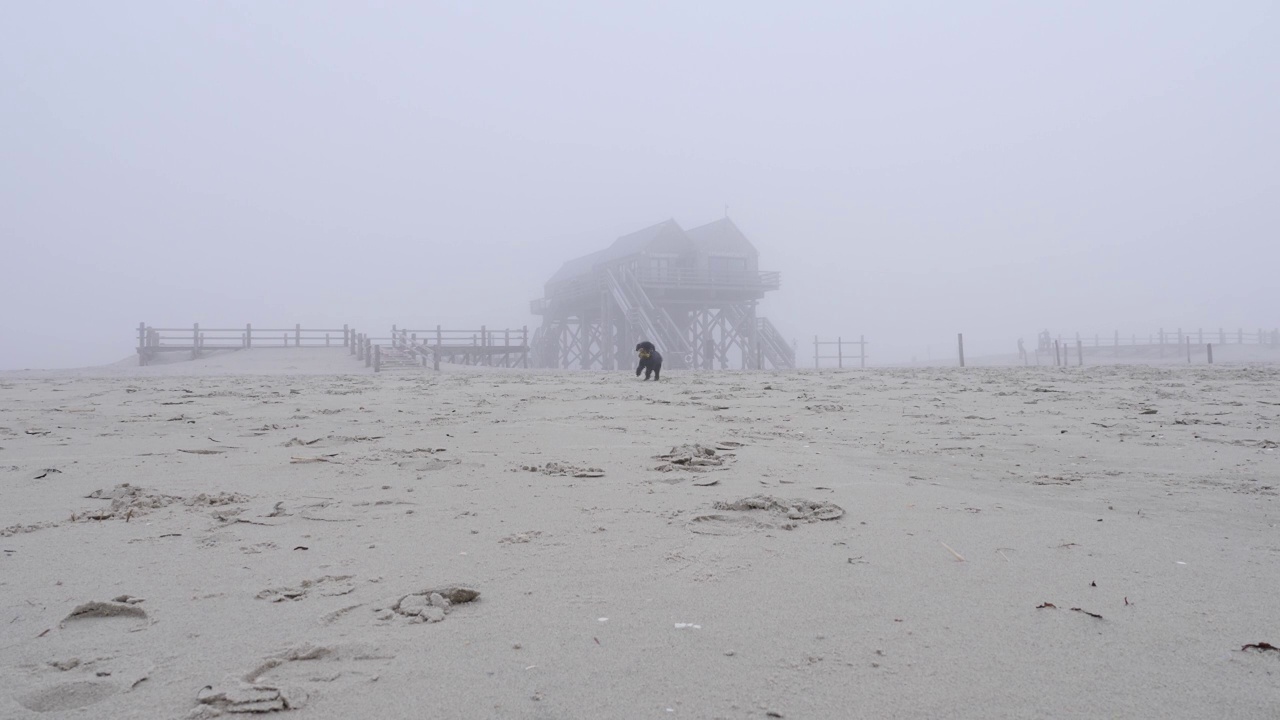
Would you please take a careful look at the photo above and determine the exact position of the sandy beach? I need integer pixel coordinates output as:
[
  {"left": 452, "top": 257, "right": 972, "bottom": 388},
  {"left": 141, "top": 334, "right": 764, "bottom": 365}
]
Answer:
[{"left": 1, "top": 349, "right": 1277, "bottom": 719}]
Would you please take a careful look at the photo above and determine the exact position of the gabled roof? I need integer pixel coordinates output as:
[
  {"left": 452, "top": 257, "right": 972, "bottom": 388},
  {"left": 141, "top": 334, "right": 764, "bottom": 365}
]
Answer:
[
  {"left": 548, "top": 219, "right": 691, "bottom": 284},
  {"left": 685, "top": 217, "right": 758, "bottom": 256}
]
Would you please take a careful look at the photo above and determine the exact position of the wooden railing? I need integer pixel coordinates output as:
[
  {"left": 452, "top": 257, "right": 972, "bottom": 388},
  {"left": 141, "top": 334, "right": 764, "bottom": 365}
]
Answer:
[{"left": 137, "top": 323, "right": 350, "bottom": 365}]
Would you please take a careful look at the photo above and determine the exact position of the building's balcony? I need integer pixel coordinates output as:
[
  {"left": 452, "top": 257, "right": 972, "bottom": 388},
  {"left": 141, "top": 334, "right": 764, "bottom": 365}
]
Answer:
[{"left": 635, "top": 269, "right": 781, "bottom": 291}]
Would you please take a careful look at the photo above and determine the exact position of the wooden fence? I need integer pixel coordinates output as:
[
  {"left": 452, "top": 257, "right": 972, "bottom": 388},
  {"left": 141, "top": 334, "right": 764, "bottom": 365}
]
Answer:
[
  {"left": 137, "top": 323, "right": 350, "bottom": 365},
  {"left": 813, "top": 336, "right": 868, "bottom": 369},
  {"left": 1046, "top": 327, "right": 1279, "bottom": 352},
  {"left": 344, "top": 326, "right": 531, "bottom": 372}
]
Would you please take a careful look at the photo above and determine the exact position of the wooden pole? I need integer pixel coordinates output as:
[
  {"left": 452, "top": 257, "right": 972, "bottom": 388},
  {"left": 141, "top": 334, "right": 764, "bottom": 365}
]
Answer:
[
  {"left": 1208, "top": 343, "right": 1213, "bottom": 364},
  {"left": 1054, "top": 340, "right": 1060, "bottom": 367},
  {"left": 1186, "top": 336, "right": 1191, "bottom": 363},
  {"left": 344, "top": 324, "right": 349, "bottom": 347},
  {"left": 957, "top": 333, "right": 965, "bottom": 368},
  {"left": 374, "top": 344, "right": 381, "bottom": 373},
  {"left": 365, "top": 339, "right": 372, "bottom": 368},
  {"left": 837, "top": 337, "right": 843, "bottom": 369},
  {"left": 1076, "top": 339, "right": 1083, "bottom": 366},
  {"left": 245, "top": 323, "right": 252, "bottom": 349},
  {"left": 138, "top": 322, "right": 147, "bottom": 365},
  {"left": 295, "top": 323, "right": 301, "bottom": 347}
]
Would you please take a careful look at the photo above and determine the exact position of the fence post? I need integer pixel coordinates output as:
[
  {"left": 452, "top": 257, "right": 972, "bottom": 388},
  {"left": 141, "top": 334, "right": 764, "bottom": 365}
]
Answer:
[
  {"left": 1186, "top": 337, "right": 1191, "bottom": 363},
  {"left": 1208, "top": 343, "right": 1213, "bottom": 364},
  {"left": 137, "top": 322, "right": 147, "bottom": 365},
  {"left": 192, "top": 323, "right": 200, "bottom": 360},
  {"left": 1054, "top": 340, "right": 1060, "bottom": 367},
  {"left": 1077, "top": 339, "right": 1083, "bottom": 367},
  {"left": 433, "top": 345, "right": 440, "bottom": 371},
  {"left": 481, "top": 326, "right": 488, "bottom": 366},
  {"left": 295, "top": 324, "right": 301, "bottom": 347},
  {"left": 350, "top": 329, "right": 357, "bottom": 356},
  {"left": 374, "top": 344, "right": 381, "bottom": 372},
  {"left": 343, "top": 324, "right": 349, "bottom": 348},
  {"left": 860, "top": 335, "right": 866, "bottom": 369},
  {"left": 958, "top": 333, "right": 965, "bottom": 367},
  {"left": 356, "top": 334, "right": 363, "bottom": 360},
  {"left": 365, "top": 339, "right": 372, "bottom": 368},
  {"left": 837, "top": 337, "right": 843, "bottom": 369}
]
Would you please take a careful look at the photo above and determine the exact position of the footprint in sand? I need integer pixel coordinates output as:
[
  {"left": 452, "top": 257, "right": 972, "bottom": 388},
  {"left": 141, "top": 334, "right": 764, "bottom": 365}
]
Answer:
[
  {"left": 386, "top": 586, "right": 480, "bottom": 624},
  {"left": 14, "top": 655, "right": 153, "bottom": 713},
  {"left": 191, "top": 643, "right": 393, "bottom": 718},
  {"left": 687, "top": 495, "right": 844, "bottom": 536},
  {"left": 256, "top": 576, "right": 356, "bottom": 603},
  {"left": 59, "top": 599, "right": 151, "bottom": 631}
]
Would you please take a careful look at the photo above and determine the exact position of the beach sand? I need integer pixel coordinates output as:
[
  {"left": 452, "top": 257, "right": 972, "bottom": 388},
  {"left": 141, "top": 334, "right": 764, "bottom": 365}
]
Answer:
[{"left": 1, "top": 349, "right": 1277, "bottom": 718}]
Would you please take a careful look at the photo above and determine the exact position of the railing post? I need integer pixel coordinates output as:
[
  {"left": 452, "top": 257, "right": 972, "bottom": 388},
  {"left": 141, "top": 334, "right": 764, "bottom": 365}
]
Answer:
[
  {"left": 296, "top": 323, "right": 301, "bottom": 347},
  {"left": 958, "top": 333, "right": 965, "bottom": 368},
  {"left": 350, "top": 329, "right": 357, "bottom": 356},
  {"left": 392, "top": 325, "right": 398, "bottom": 348},
  {"left": 837, "top": 337, "right": 843, "bottom": 369},
  {"left": 1186, "top": 337, "right": 1191, "bottom": 363},
  {"left": 365, "top": 339, "right": 372, "bottom": 368},
  {"left": 193, "top": 323, "right": 200, "bottom": 360},
  {"left": 1077, "top": 339, "right": 1083, "bottom": 367},
  {"left": 344, "top": 324, "right": 349, "bottom": 348},
  {"left": 374, "top": 344, "right": 381, "bottom": 372},
  {"left": 481, "top": 326, "right": 488, "bottom": 366},
  {"left": 1208, "top": 343, "right": 1214, "bottom": 364},
  {"left": 245, "top": 323, "right": 252, "bottom": 349},
  {"left": 138, "top": 322, "right": 147, "bottom": 366}
]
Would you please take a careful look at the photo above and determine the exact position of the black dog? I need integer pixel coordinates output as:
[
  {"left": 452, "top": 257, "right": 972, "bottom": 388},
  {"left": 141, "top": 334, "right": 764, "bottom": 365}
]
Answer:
[{"left": 635, "top": 341, "right": 662, "bottom": 381}]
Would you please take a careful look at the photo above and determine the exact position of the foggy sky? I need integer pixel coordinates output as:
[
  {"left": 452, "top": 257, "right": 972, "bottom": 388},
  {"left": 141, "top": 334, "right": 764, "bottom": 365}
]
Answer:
[{"left": 3, "top": 2, "right": 1278, "bottom": 369}]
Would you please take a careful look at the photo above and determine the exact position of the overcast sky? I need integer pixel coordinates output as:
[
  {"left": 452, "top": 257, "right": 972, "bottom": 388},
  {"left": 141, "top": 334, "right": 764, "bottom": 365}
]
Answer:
[{"left": 3, "top": 1, "right": 1277, "bottom": 369}]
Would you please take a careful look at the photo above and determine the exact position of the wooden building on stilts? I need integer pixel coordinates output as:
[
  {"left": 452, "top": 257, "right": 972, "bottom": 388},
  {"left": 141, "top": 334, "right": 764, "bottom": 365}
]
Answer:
[{"left": 529, "top": 218, "right": 794, "bottom": 370}]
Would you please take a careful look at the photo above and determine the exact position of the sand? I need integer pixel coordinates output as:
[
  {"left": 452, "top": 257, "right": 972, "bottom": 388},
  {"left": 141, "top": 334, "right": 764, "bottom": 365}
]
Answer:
[{"left": 1, "top": 348, "right": 1278, "bottom": 718}]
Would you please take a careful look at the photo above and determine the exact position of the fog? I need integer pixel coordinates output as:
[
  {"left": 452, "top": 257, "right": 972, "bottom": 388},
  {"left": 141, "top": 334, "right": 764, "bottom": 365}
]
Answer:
[{"left": 3, "top": 2, "right": 1277, "bottom": 370}]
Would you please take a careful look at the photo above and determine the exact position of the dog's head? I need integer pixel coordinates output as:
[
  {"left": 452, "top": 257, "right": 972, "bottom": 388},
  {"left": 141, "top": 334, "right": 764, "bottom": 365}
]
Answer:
[{"left": 635, "top": 341, "right": 654, "bottom": 358}]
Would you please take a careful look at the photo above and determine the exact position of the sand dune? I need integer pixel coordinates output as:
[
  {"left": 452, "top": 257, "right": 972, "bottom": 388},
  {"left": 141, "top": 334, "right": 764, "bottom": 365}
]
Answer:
[{"left": 1, "top": 363, "right": 1277, "bottom": 718}]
